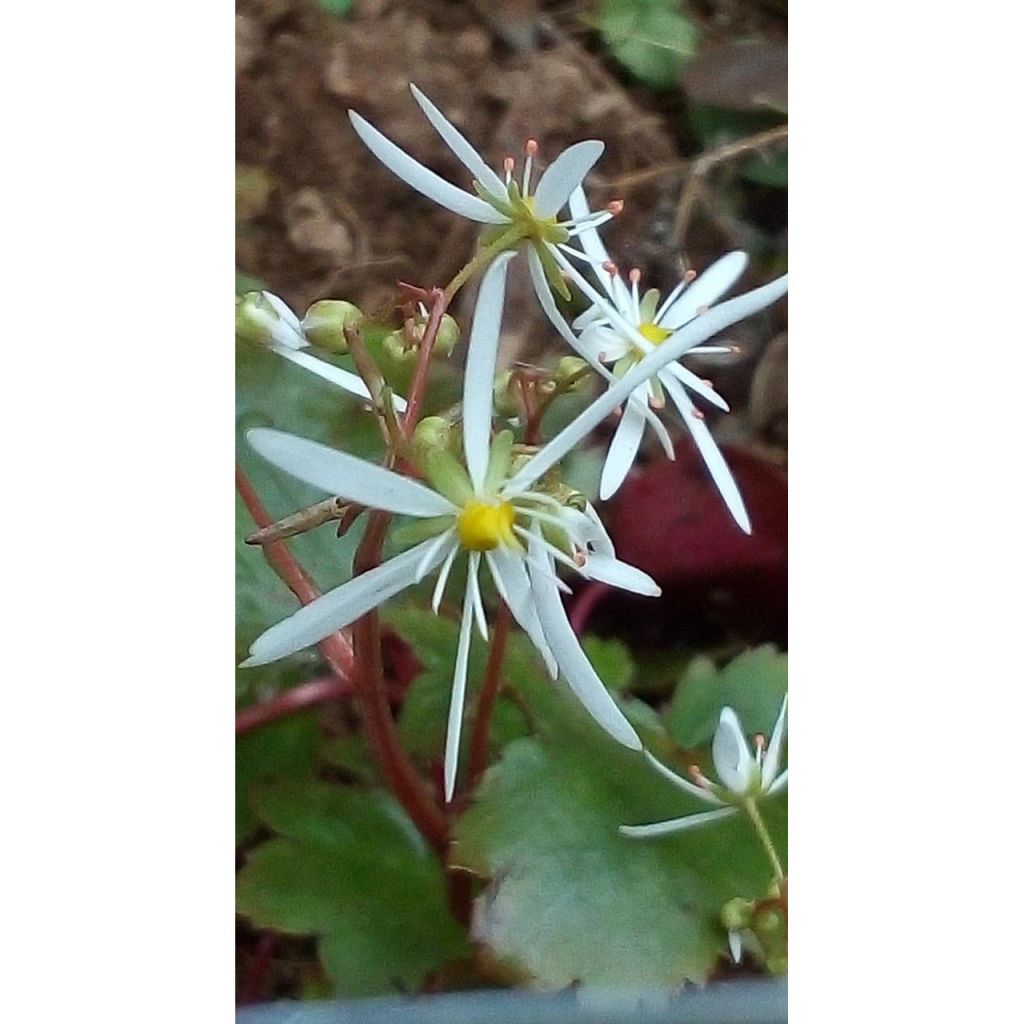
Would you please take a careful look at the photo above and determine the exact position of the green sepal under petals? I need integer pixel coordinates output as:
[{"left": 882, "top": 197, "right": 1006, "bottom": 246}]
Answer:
[
  {"left": 484, "top": 430, "right": 515, "bottom": 493},
  {"left": 472, "top": 180, "right": 515, "bottom": 219},
  {"left": 421, "top": 448, "right": 475, "bottom": 507},
  {"left": 534, "top": 240, "right": 572, "bottom": 302},
  {"left": 390, "top": 515, "right": 456, "bottom": 548}
]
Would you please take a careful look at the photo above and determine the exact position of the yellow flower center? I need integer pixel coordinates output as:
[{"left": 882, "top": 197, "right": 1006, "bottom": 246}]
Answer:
[
  {"left": 638, "top": 321, "right": 672, "bottom": 345},
  {"left": 457, "top": 500, "right": 516, "bottom": 551}
]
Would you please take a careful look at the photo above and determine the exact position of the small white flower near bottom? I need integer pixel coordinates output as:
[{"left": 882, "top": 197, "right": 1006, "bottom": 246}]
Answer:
[{"left": 620, "top": 696, "right": 787, "bottom": 838}]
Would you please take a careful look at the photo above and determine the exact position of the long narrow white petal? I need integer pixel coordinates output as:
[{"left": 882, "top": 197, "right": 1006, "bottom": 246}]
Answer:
[
  {"left": 532, "top": 141, "right": 605, "bottom": 218},
  {"left": 408, "top": 84, "right": 506, "bottom": 196},
  {"left": 661, "top": 374, "right": 751, "bottom": 534},
  {"left": 766, "top": 769, "right": 788, "bottom": 796},
  {"left": 348, "top": 110, "right": 507, "bottom": 224},
  {"left": 619, "top": 806, "right": 738, "bottom": 838},
  {"left": 599, "top": 398, "right": 646, "bottom": 500},
  {"left": 567, "top": 188, "right": 632, "bottom": 306},
  {"left": 582, "top": 554, "right": 661, "bottom": 597},
  {"left": 244, "top": 538, "right": 448, "bottom": 666},
  {"left": 712, "top": 707, "right": 755, "bottom": 794},
  {"left": 247, "top": 428, "right": 455, "bottom": 518},
  {"left": 762, "top": 694, "right": 789, "bottom": 789},
  {"left": 658, "top": 252, "right": 749, "bottom": 329},
  {"left": 728, "top": 932, "right": 744, "bottom": 963},
  {"left": 507, "top": 274, "right": 789, "bottom": 491},
  {"left": 486, "top": 548, "right": 558, "bottom": 678},
  {"left": 272, "top": 346, "right": 409, "bottom": 413},
  {"left": 443, "top": 575, "right": 476, "bottom": 801},
  {"left": 527, "top": 537, "right": 641, "bottom": 751},
  {"left": 261, "top": 292, "right": 306, "bottom": 348},
  {"left": 643, "top": 751, "right": 724, "bottom": 806},
  {"left": 431, "top": 545, "right": 459, "bottom": 613},
  {"left": 416, "top": 529, "right": 458, "bottom": 583},
  {"left": 463, "top": 253, "right": 514, "bottom": 490},
  {"left": 660, "top": 361, "right": 729, "bottom": 412},
  {"left": 467, "top": 551, "right": 488, "bottom": 640}
]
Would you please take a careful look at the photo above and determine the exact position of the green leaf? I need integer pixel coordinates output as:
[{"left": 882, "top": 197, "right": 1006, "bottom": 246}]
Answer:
[
  {"left": 581, "top": 635, "right": 635, "bottom": 691},
  {"left": 742, "top": 150, "right": 788, "bottom": 189},
  {"left": 316, "top": 0, "right": 354, "bottom": 16},
  {"left": 598, "top": 0, "right": 700, "bottom": 90},
  {"left": 664, "top": 646, "right": 787, "bottom": 749},
  {"left": 236, "top": 714, "right": 321, "bottom": 845},
  {"left": 453, "top": 730, "right": 785, "bottom": 987},
  {"left": 237, "top": 780, "right": 469, "bottom": 995}
]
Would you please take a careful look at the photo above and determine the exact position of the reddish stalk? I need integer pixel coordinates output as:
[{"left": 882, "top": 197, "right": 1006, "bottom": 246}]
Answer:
[
  {"left": 468, "top": 600, "right": 512, "bottom": 788},
  {"left": 236, "top": 465, "right": 355, "bottom": 682},
  {"left": 343, "top": 287, "right": 454, "bottom": 855},
  {"left": 235, "top": 677, "right": 356, "bottom": 735},
  {"left": 237, "top": 464, "right": 445, "bottom": 850}
]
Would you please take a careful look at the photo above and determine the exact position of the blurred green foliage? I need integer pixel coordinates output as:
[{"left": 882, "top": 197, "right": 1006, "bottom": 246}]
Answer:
[{"left": 597, "top": 0, "right": 699, "bottom": 89}]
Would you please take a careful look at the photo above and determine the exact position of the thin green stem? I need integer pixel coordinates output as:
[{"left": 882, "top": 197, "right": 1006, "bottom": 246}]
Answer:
[
  {"left": 443, "top": 226, "right": 527, "bottom": 301},
  {"left": 743, "top": 799, "right": 785, "bottom": 882}
]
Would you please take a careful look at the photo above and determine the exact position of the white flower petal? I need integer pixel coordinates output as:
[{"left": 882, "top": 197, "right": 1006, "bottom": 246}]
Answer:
[
  {"left": 261, "top": 292, "right": 306, "bottom": 346},
  {"left": 272, "top": 346, "right": 408, "bottom": 413},
  {"left": 599, "top": 397, "right": 646, "bottom": 500},
  {"left": 658, "top": 252, "right": 750, "bottom": 329},
  {"left": 582, "top": 554, "right": 661, "bottom": 597},
  {"left": 486, "top": 548, "right": 558, "bottom": 678},
  {"left": 416, "top": 529, "right": 458, "bottom": 583},
  {"left": 643, "top": 751, "right": 724, "bottom": 806},
  {"left": 712, "top": 707, "right": 755, "bottom": 794},
  {"left": 431, "top": 544, "right": 459, "bottom": 613},
  {"left": 463, "top": 252, "right": 514, "bottom": 490},
  {"left": 572, "top": 303, "right": 608, "bottom": 332},
  {"left": 766, "top": 768, "right": 788, "bottom": 796},
  {"left": 761, "top": 693, "right": 788, "bottom": 789},
  {"left": 619, "top": 806, "right": 738, "bottom": 839},
  {"left": 507, "top": 274, "right": 789, "bottom": 492},
  {"left": 527, "top": 536, "right": 641, "bottom": 751},
  {"left": 660, "top": 374, "right": 751, "bottom": 534},
  {"left": 660, "top": 361, "right": 729, "bottom": 413},
  {"left": 243, "top": 538, "right": 449, "bottom": 666},
  {"left": 348, "top": 110, "right": 507, "bottom": 224},
  {"left": 467, "top": 551, "right": 488, "bottom": 640},
  {"left": 566, "top": 188, "right": 632, "bottom": 307},
  {"left": 532, "top": 141, "right": 605, "bottom": 218},
  {"left": 728, "top": 931, "right": 744, "bottom": 963},
  {"left": 247, "top": 428, "right": 455, "bottom": 518},
  {"left": 408, "top": 84, "right": 506, "bottom": 197},
  {"left": 443, "top": 572, "right": 476, "bottom": 802}
]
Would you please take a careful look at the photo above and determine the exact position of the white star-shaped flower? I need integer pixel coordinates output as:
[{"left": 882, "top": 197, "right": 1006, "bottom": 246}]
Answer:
[
  {"left": 544, "top": 188, "right": 782, "bottom": 530},
  {"left": 620, "top": 696, "right": 788, "bottom": 838},
  {"left": 236, "top": 290, "right": 407, "bottom": 412},
  {"left": 243, "top": 255, "right": 659, "bottom": 800}
]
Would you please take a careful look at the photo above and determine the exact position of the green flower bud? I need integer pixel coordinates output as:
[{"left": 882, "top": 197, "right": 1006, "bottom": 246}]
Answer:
[
  {"left": 383, "top": 328, "right": 417, "bottom": 364},
  {"left": 752, "top": 907, "right": 785, "bottom": 937},
  {"left": 411, "top": 417, "right": 453, "bottom": 466},
  {"left": 493, "top": 369, "right": 520, "bottom": 417},
  {"left": 555, "top": 356, "right": 590, "bottom": 391},
  {"left": 301, "top": 300, "right": 362, "bottom": 353},
  {"left": 236, "top": 291, "right": 303, "bottom": 348},
  {"left": 432, "top": 314, "right": 460, "bottom": 358},
  {"left": 721, "top": 898, "right": 754, "bottom": 932}
]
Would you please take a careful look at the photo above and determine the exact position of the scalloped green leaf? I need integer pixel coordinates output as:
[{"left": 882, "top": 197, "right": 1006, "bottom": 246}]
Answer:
[
  {"left": 236, "top": 780, "right": 469, "bottom": 995},
  {"left": 452, "top": 727, "right": 785, "bottom": 987},
  {"left": 664, "top": 645, "right": 787, "bottom": 749}
]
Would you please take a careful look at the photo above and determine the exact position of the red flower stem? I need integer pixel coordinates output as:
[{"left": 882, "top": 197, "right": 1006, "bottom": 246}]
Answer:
[
  {"left": 236, "top": 677, "right": 356, "bottom": 735},
  {"left": 237, "top": 464, "right": 446, "bottom": 851},
  {"left": 401, "top": 287, "right": 448, "bottom": 437},
  {"left": 468, "top": 600, "right": 512, "bottom": 788},
  {"left": 344, "top": 287, "right": 455, "bottom": 855}
]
